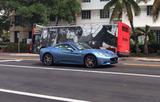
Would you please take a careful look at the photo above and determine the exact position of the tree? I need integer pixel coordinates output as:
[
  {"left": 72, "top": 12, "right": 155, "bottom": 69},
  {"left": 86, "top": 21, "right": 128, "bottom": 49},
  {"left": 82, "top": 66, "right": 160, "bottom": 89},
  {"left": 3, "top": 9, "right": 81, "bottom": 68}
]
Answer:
[
  {"left": 135, "top": 25, "right": 155, "bottom": 55},
  {"left": 152, "top": 0, "right": 160, "bottom": 21},
  {"left": 0, "top": 15, "right": 10, "bottom": 39},
  {"left": 0, "top": 0, "right": 81, "bottom": 26},
  {"left": 50, "top": 0, "right": 81, "bottom": 25},
  {"left": 104, "top": 0, "right": 141, "bottom": 54}
]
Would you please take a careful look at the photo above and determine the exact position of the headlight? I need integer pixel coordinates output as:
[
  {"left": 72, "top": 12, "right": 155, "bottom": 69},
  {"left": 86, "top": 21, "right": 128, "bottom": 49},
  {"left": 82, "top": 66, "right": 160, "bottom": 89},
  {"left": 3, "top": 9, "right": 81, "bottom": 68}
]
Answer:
[{"left": 97, "top": 52, "right": 108, "bottom": 57}]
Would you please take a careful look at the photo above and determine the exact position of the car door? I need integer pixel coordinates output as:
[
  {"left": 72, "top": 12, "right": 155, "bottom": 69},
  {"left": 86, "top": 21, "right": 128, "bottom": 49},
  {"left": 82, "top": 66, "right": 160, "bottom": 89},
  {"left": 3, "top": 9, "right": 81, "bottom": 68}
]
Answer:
[{"left": 55, "top": 44, "right": 82, "bottom": 64}]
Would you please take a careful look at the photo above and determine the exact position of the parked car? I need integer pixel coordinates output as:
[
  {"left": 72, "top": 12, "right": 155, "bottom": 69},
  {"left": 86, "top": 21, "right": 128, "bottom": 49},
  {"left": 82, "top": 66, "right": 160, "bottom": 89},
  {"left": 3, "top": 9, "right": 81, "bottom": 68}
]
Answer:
[{"left": 40, "top": 42, "right": 118, "bottom": 68}]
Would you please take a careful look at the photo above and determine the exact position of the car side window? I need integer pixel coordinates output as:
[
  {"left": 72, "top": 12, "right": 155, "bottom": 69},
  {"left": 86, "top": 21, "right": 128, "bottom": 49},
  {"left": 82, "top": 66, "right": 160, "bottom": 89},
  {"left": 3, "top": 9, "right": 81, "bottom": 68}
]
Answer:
[{"left": 55, "top": 44, "right": 74, "bottom": 51}]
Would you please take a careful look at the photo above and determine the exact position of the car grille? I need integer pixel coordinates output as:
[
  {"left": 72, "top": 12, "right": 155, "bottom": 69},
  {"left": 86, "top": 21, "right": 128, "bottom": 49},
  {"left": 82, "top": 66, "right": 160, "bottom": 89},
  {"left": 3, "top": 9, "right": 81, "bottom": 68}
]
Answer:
[{"left": 110, "top": 57, "right": 118, "bottom": 62}]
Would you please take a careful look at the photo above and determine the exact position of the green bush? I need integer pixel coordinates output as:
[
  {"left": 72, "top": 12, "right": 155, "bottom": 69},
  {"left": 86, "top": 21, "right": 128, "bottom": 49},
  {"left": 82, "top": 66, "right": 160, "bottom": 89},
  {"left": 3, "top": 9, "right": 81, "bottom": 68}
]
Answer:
[
  {"left": 130, "top": 43, "right": 160, "bottom": 54},
  {"left": 4, "top": 43, "right": 29, "bottom": 53}
]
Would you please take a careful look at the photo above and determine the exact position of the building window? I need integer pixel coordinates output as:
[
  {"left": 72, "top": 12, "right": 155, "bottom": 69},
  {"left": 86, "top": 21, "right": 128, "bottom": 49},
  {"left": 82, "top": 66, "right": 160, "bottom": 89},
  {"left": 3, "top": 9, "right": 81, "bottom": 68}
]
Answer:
[
  {"left": 100, "top": 10, "right": 110, "bottom": 18},
  {"left": 81, "top": 10, "right": 91, "bottom": 19},
  {"left": 147, "top": 6, "right": 152, "bottom": 15},
  {"left": 100, "top": 0, "right": 109, "bottom": 1},
  {"left": 15, "top": 15, "right": 22, "bottom": 26},
  {"left": 82, "top": 0, "right": 91, "bottom": 2}
]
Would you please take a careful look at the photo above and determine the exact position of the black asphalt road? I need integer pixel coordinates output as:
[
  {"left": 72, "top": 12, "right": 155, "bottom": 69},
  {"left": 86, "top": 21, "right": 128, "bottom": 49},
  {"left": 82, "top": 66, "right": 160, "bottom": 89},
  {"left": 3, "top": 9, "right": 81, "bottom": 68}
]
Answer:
[{"left": 0, "top": 59, "right": 160, "bottom": 102}]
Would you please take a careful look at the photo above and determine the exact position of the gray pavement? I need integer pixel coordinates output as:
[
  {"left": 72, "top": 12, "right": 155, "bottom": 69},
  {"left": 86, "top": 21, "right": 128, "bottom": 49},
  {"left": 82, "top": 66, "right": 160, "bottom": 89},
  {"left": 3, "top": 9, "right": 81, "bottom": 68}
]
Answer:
[{"left": 0, "top": 57, "right": 160, "bottom": 102}]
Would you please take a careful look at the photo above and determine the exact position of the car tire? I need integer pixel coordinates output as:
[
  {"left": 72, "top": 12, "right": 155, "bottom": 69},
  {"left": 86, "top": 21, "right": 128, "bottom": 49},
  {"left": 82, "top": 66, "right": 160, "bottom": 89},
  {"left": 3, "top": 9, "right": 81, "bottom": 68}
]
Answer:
[
  {"left": 84, "top": 55, "right": 97, "bottom": 68},
  {"left": 43, "top": 53, "right": 54, "bottom": 66}
]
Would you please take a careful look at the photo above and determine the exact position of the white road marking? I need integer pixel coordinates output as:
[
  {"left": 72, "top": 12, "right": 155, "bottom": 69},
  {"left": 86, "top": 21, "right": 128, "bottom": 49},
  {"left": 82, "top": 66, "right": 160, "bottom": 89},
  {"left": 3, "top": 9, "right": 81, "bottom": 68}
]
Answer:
[
  {"left": 0, "top": 64, "right": 160, "bottom": 78},
  {"left": 0, "top": 60, "right": 22, "bottom": 62},
  {"left": 0, "top": 88, "right": 89, "bottom": 102}
]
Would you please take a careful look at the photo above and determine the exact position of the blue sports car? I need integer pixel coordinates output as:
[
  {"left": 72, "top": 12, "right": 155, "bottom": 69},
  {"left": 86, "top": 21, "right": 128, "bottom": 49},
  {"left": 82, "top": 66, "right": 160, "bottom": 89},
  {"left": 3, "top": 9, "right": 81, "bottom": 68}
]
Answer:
[{"left": 40, "top": 42, "right": 118, "bottom": 68}]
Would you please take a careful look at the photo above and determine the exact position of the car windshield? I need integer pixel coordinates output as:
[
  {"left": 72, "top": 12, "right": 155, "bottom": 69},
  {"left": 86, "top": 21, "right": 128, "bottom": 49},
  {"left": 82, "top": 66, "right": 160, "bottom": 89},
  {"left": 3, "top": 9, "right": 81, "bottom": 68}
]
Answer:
[{"left": 75, "top": 43, "right": 92, "bottom": 50}]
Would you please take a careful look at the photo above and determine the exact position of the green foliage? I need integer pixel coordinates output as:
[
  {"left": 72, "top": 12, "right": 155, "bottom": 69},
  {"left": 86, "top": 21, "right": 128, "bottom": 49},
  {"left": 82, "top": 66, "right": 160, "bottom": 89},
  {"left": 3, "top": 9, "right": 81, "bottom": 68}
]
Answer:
[
  {"left": 3, "top": 42, "right": 28, "bottom": 53},
  {"left": 0, "top": 15, "right": 10, "bottom": 38},
  {"left": 148, "top": 31, "right": 156, "bottom": 44},
  {"left": 0, "top": 0, "right": 81, "bottom": 25},
  {"left": 104, "top": 0, "right": 140, "bottom": 22},
  {"left": 135, "top": 26, "right": 156, "bottom": 45}
]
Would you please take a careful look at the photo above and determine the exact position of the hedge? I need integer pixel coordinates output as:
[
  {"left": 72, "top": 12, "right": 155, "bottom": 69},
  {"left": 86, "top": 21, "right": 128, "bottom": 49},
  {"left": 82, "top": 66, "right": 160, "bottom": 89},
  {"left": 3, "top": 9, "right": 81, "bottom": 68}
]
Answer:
[{"left": 0, "top": 42, "right": 29, "bottom": 53}]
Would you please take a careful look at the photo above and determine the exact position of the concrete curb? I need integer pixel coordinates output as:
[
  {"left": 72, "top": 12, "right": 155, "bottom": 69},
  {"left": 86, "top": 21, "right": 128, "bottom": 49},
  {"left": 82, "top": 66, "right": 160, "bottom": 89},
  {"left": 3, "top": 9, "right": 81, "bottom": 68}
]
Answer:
[
  {"left": 0, "top": 53, "right": 39, "bottom": 57},
  {"left": 136, "top": 58, "right": 160, "bottom": 62},
  {"left": 120, "top": 57, "right": 160, "bottom": 62},
  {"left": 1, "top": 53, "right": 160, "bottom": 62}
]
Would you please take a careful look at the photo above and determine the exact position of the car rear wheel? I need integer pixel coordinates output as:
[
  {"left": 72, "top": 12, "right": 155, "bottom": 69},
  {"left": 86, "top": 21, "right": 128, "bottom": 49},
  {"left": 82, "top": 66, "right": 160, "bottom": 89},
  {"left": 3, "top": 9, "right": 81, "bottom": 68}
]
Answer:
[
  {"left": 43, "top": 53, "right": 54, "bottom": 66},
  {"left": 84, "top": 55, "right": 97, "bottom": 68}
]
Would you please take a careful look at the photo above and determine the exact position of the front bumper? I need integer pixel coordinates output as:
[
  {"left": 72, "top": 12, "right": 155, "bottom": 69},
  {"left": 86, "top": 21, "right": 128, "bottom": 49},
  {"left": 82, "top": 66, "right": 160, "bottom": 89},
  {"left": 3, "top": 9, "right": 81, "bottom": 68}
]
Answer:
[{"left": 98, "top": 57, "right": 118, "bottom": 65}]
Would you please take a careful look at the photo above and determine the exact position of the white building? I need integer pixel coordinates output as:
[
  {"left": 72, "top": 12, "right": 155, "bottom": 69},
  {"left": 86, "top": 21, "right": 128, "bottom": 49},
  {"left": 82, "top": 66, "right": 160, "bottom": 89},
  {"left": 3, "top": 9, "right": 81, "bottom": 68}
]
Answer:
[
  {"left": 122, "top": 0, "right": 160, "bottom": 44},
  {"left": 77, "top": 0, "right": 160, "bottom": 44},
  {"left": 76, "top": 0, "right": 111, "bottom": 25}
]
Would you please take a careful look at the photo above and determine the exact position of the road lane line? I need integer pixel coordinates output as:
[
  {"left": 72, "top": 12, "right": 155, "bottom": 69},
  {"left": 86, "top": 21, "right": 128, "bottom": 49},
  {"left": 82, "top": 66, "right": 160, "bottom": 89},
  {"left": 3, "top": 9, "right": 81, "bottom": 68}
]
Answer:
[
  {"left": 0, "top": 64, "right": 160, "bottom": 78},
  {"left": 0, "top": 88, "right": 89, "bottom": 102},
  {"left": 0, "top": 60, "right": 22, "bottom": 62}
]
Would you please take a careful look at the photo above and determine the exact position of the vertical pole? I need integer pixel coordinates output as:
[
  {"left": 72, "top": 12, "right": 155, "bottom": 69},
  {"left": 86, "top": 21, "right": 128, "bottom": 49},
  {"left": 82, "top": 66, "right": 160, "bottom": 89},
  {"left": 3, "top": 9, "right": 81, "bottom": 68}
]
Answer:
[{"left": 18, "top": 32, "right": 20, "bottom": 53}]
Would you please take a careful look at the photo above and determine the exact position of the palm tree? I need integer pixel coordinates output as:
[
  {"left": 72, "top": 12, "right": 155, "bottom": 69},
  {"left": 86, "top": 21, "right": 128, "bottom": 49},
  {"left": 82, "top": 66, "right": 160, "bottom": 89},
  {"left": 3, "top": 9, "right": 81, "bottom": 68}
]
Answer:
[
  {"left": 104, "top": 0, "right": 141, "bottom": 54},
  {"left": 135, "top": 25, "right": 152, "bottom": 55},
  {"left": 152, "top": 0, "right": 160, "bottom": 21}
]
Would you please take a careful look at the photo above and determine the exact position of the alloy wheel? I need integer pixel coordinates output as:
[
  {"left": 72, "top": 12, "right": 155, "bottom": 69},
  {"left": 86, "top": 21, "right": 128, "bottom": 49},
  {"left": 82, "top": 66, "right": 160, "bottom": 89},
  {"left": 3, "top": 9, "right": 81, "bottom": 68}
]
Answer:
[
  {"left": 85, "top": 55, "right": 97, "bottom": 68},
  {"left": 43, "top": 53, "right": 53, "bottom": 66}
]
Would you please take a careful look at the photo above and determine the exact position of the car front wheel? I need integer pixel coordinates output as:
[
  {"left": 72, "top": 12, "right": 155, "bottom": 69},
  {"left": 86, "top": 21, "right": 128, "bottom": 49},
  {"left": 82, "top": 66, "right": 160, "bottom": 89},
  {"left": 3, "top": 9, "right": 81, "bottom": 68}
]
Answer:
[
  {"left": 84, "top": 55, "right": 97, "bottom": 68},
  {"left": 43, "top": 53, "right": 54, "bottom": 66}
]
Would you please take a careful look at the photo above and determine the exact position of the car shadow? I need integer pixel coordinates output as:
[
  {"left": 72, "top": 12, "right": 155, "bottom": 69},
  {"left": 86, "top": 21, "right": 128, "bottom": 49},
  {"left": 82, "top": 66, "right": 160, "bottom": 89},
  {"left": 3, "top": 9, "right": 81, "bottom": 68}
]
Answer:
[{"left": 36, "top": 62, "right": 115, "bottom": 69}]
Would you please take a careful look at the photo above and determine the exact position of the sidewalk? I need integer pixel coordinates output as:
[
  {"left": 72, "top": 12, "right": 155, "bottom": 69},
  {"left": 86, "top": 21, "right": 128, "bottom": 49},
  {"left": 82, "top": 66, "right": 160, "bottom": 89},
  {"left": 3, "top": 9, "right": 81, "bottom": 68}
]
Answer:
[
  {"left": 0, "top": 53, "right": 39, "bottom": 60},
  {"left": 2, "top": 53, "right": 39, "bottom": 57},
  {"left": 0, "top": 52, "right": 160, "bottom": 63},
  {"left": 120, "top": 57, "right": 160, "bottom": 62}
]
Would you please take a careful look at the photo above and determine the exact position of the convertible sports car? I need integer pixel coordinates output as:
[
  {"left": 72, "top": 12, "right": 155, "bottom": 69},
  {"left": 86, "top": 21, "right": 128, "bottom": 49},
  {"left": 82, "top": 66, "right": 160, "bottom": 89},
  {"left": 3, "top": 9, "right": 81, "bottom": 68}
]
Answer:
[{"left": 40, "top": 42, "right": 118, "bottom": 68}]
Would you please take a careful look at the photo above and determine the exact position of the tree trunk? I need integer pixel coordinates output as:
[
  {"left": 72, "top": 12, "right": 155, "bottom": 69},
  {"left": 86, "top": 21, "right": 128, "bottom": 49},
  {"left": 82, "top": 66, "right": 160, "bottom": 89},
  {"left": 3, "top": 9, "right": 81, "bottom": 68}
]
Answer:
[
  {"left": 144, "top": 33, "right": 148, "bottom": 55},
  {"left": 55, "top": 16, "right": 59, "bottom": 26},
  {"left": 130, "top": 21, "right": 139, "bottom": 55},
  {"left": 0, "top": 30, "right": 2, "bottom": 38}
]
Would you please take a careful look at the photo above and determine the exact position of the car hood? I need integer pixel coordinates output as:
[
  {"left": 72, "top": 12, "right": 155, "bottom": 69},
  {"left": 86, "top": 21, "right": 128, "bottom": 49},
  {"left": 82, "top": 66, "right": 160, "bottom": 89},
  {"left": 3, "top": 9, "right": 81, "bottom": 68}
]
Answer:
[{"left": 83, "top": 49, "right": 117, "bottom": 56}]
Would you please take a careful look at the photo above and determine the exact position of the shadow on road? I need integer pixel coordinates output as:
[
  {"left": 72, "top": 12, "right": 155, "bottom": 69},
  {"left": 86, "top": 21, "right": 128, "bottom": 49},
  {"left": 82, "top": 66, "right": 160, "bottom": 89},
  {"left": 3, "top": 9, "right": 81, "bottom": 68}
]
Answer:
[{"left": 34, "top": 62, "right": 116, "bottom": 69}]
